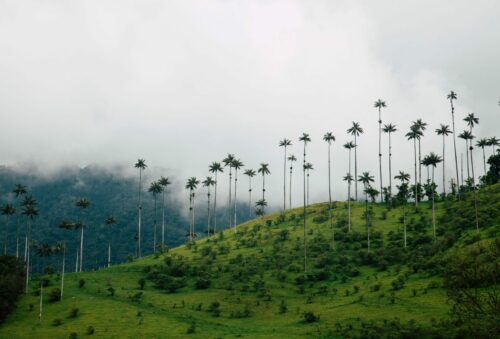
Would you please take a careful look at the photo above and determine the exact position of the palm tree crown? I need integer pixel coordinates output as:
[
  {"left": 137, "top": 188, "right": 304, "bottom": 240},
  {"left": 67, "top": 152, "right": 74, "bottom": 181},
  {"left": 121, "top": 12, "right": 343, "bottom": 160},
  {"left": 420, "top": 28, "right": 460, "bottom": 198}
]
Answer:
[
  {"left": 435, "top": 124, "right": 452, "bottom": 136},
  {"left": 463, "top": 113, "right": 479, "bottom": 129},
  {"left": 395, "top": 171, "right": 410, "bottom": 183},
  {"left": 134, "top": 159, "right": 147, "bottom": 170},
  {"left": 382, "top": 123, "right": 397, "bottom": 134},
  {"left": 323, "top": 132, "right": 335, "bottom": 143},
  {"left": 209, "top": 162, "right": 224, "bottom": 174},
  {"left": 347, "top": 122, "right": 363, "bottom": 136},
  {"left": 279, "top": 139, "right": 292, "bottom": 148},
  {"left": 258, "top": 163, "right": 270, "bottom": 176}
]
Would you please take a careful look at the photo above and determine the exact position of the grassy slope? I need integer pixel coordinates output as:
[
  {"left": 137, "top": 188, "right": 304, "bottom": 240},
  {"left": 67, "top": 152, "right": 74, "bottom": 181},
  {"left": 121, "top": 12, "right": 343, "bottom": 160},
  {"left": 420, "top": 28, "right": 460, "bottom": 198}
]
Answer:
[{"left": 1, "top": 186, "right": 498, "bottom": 338}]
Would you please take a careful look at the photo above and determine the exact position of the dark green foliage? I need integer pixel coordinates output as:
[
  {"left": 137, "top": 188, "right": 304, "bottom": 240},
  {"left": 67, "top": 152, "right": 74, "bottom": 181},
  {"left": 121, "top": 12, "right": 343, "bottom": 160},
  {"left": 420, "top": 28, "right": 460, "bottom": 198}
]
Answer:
[
  {"left": 278, "top": 300, "right": 287, "bottom": 314},
  {"left": 52, "top": 318, "right": 63, "bottom": 326},
  {"left": 85, "top": 326, "right": 95, "bottom": 335},
  {"left": 79, "top": 279, "right": 85, "bottom": 288},
  {"left": 303, "top": 311, "right": 319, "bottom": 323},
  {"left": 128, "top": 292, "right": 142, "bottom": 303},
  {"left": 107, "top": 287, "right": 115, "bottom": 296},
  {"left": 195, "top": 277, "right": 211, "bottom": 289},
  {"left": 482, "top": 153, "right": 500, "bottom": 185},
  {"left": 138, "top": 278, "right": 146, "bottom": 290},
  {"left": 0, "top": 256, "right": 25, "bottom": 323},
  {"left": 69, "top": 332, "right": 78, "bottom": 339},
  {"left": 208, "top": 301, "right": 221, "bottom": 317},
  {"left": 48, "top": 288, "right": 61, "bottom": 303},
  {"left": 69, "top": 308, "right": 79, "bottom": 318},
  {"left": 186, "top": 322, "right": 196, "bottom": 334},
  {"left": 391, "top": 276, "right": 406, "bottom": 291}
]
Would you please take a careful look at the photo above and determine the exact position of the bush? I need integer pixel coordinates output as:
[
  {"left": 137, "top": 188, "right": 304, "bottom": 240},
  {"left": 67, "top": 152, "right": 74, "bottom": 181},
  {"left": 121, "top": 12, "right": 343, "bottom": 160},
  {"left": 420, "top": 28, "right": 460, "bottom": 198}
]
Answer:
[
  {"left": 0, "top": 256, "right": 25, "bottom": 323},
  {"left": 303, "top": 311, "right": 320, "bottom": 323},
  {"left": 208, "top": 301, "right": 221, "bottom": 317},
  {"left": 69, "top": 308, "right": 79, "bottom": 318},
  {"left": 391, "top": 276, "right": 406, "bottom": 291},
  {"left": 279, "top": 300, "right": 287, "bottom": 314},
  {"left": 79, "top": 279, "right": 85, "bottom": 288},
  {"left": 138, "top": 278, "right": 146, "bottom": 290},
  {"left": 48, "top": 288, "right": 61, "bottom": 303},
  {"left": 69, "top": 332, "right": 78, "bottom": 339},
  {"left": 186, "top": 322, "right": 196, "bottom": 334},
  {"left": 195, "top": 277, "right": 211, "bottom": 290},
  {"left": 85, "top": 326, "right": 95, "bottom": 335},
  {"left": 107, "top": 287, "right": 115, "bottom": 296},
  {"left": 52, "top": 318, "right": 63, "bottom": 326}
]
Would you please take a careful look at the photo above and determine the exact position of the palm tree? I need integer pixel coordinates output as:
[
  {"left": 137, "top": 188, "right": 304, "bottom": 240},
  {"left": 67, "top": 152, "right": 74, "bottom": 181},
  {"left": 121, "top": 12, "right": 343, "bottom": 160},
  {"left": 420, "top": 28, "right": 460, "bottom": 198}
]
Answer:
[
  {"left": 257, "top": 163, "right": 271, "bottom": 201},
  {"left": 12, "top": 184, "right": 27, "bottom": 258},
  {"left": 343, "top": 174, "right": 353, "bottom": 232},
  {"left": 298, "top": 133, "right": 311, "bottom": 272},
  {"left": 185, "top": 177, "right": 200, "bottom": 242},
  {"left": 279, "top": 139, "right": 292, "bottom": 210},
  {"left": 488, "top": 137, "right": 500, "bottom": 155},
  {"left": 1, "top": 203, "right": 15, "bottom": 255},
  {"left": 304, "top": 162, "right": 314, "bottom": 205},
  {"left": 148, "top": 181, "right": 162, "bottom": 252},
  {"left": 34, "top": 242, "right": 53, "bottom": 322},
  {"left": 223, "top": 154, "right": 236, "bottom": 228},
  {"left": 458, "top": 130, "right": 473, "bottom": 183},
  {"left": 406, "top": 126, "right": 423, "bottom": 208},
  {"left": 476, "top": 138, "right": 489, "bottom": 176},
  {"left": 422, "top": 153, "right": 442, "bottom": 240},
  {"left": 255, "top": 199, "right": 267, "bottom": 217},
  {"left": 464, "top": 113, "right": 479, "bottom": 184},
  {"left": 208, "top": 162, "right": 223, "bottom": 234},
  {"left": 412, "top": 119, "right": 428, "bottom": 186},
  {"left": 202, "top": 177, "right": 215, "bottom": 236},
  {"left": 134, "top": 159, "right": 147, "bottom": 258},
  {"left": 447, "top": 91, "right": 460, "bottom": 195},
  {"left": 358, "top": 172, "right": 374, "bottom": 253},
  {"left": 395, "top": 171, "right": 410, "bottom": 248},
  {"left": 323, "top": 132, "right": 335, "bottom": 235},
  {"left": 75, "top": 198, "right": 90, "bottom": 272},
  {"left": 243, "top": 169, "right": 256, "bottom": 216},
  {"left": 158, "top": 177, "right": 171, "bottom": 248},
  {"left": 435, "top": 124, "right": 452, "bottom": 195},
  {"left": 58, "top": 220, "right": 74, "bottom": 299},
  {"left": 374, "top": 99, "right": 387, "bottom": 202},
  {"left": 288, "top": 155, "right": 297, "bottom": 208},
  {"left": 382, "top": 124, "right": 397, "bottom": 200},
  {"left": 347, "top": 122, "right": 363, "bottom": 200},
  {"left": 231, "top": 159, "right": 244, "bottom": 229},
  {"left": 104, "top": 216, "right": 117, "bottom": 267},
  {"left": 21, "top": 195, "right": 36, "bottom": 261},
  {"left": 22, "top": 202, "right": 38, "bottom": 292}
]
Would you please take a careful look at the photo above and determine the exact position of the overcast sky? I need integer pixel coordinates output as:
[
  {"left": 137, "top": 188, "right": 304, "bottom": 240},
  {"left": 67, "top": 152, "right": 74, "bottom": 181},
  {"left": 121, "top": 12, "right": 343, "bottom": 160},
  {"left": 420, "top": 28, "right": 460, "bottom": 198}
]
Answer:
[{"left": 1, "top": 0, "right": 499, "bottom": 207}]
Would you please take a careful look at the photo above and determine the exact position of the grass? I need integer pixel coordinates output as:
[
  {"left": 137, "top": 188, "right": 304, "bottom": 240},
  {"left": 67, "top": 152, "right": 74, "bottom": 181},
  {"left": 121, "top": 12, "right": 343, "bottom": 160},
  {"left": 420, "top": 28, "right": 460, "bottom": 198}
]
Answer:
[{"left": 1, "top": 187, "right": 498, "bottom": 338}]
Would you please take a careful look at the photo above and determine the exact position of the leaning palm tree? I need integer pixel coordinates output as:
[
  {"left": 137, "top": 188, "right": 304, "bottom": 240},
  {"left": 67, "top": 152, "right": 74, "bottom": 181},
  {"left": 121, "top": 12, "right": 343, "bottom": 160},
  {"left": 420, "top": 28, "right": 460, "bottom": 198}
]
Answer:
[
  {"left": 447, "top": 91, "right": 460, "bottom": 195},
  {"left": 75, "top": 198, "right": 90, "bottom": 272},
  {"left": 223, "top": 154, "right": 236, "bottom": 227},
  {"left": 148, "top": 181, "right": 162, "bottom": 252},
  {"left": 257, "top": 163, "right": 271, "bottom": 201},
  {"left": 185, "top": 177, "right": 200, "bottom": 242},
  {"left": 288, "top": 155, "right": 297, "bottom": 208},
  {"left": 298, "top": 133, "right": 311, "bottom": 272},
  {"left": 1, "top": 203, "right": 15, "bottom": 255},
  {"left": 343, "top": 174, "right": 353, "bottom": 232},
  {"left": 208, "top": 162, "right": 223, "bottom": 234},
  {"left": 104, "top": 216, "right": 117, "bottom": 267},
  {"left": 382, "top": 124, "right": 397, "bottom": 200},
  {"left": 406, "top": 127, "right": 423, "bottom": 208},
  {"left": 412, "top": 119, "right": 428, "bottom": 186},
  {"left": 422, "top": 153, "right": 442, "bottom": 240},
  {"left": 488, "top": 136, "right": 500, "bottom": 155},
  {"left": 374, "top": 99, "right": 387, "bottom": 201},
  {"left": 22, "top": 203, "right": 38, "bottom": 292},
  {"left": 304, "top": 162, "right": 314, "bottom": 205},
  {"left": 323, "top": 132, "right": 335, "bottom": 234},
  {"left": 395, "top": 171, "right": 411, "bottom": 248},
  {"left": 435, "top": 124, "right": 452, "bottom": 195},
  {"left": 231, "top": 159, "right": 244, "bottom": 228},
  {"left": 358, "top": 172, "right": 374, "bottom": 253},
  {"left": 134, "top": 159, "right": 147, "bottom": 258},
  {"left": 13, "top": 184, "right": 27, "bottom": 258},
  {"left": 279, "top": 139, "right": 292, "bottom": 210},
  {"left": 347, "top": 122, "right": 363, "bottom": 200},
  {"left": 243, "top": 169, "right": 256, "bottom": 216},
  {"left": 476, "top": 138, "right": 489, "bottom": 176},
  {"left": 158, "top": 177, "right": 171, "bottom": 247},
  {"left": 202, "top": 177, "right": 215, "bottom": 236},
  {"left": 464, "top": 113, "right": 479, "bottom": 184}
]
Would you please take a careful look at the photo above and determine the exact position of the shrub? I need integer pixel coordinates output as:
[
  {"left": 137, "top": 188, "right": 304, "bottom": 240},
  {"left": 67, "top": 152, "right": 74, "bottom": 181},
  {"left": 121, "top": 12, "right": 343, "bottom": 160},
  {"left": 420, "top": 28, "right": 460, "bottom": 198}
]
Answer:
[
  {"left": 279, "top": 300, "right": 287, "bottom": 314},
  {"left": 195, "top": 277, "right": 211, "bottom": 290},
  {"left": 138, "top": 278, "right": 146, "bottom": 290},
  {"left": 69, "top": 332, "right": 78, "bottom": 339},
  {"left": 48, "top": 288, "right": 61, "bottom": 303},
  {"left": 208, "top": 301, "right": 221, "bottom": 317},
  {"left": 69, "top": 308, "right": 79, "bottom": 318},
  {"left": 107, "top": 287, "right": 115, "bottom": 296},
  {"left": 85, "top": 326, "right": 94, "bottom": 335},
  {"left": 129, "top": 292, "right": 142, "bottom": 303},
  {"left": 303, "top": 311, "right": 320, "bottom": 323},
  {"left": 186, "top": 322, "right": 196, "bottom": 334},
  {"left": 52, "top": 318, "right": 63, "bottom": 326},
  {"left": 78, "top": 279, "right": 85, "bottom": 288}
]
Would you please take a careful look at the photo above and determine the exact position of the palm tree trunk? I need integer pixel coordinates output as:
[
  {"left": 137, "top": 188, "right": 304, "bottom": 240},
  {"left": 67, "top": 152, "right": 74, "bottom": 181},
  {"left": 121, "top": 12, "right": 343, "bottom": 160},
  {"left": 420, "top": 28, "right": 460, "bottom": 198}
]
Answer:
[
  {"left": 418, "top": 139, "right": 422, "bottom": 187},
  {"left": 432, "top": 166, "right": 436, "bottom": 240},
  {"left": 214, "top": 172, "right": 218, "bottom": 234},
  {"left": 327, "top": 142, "right": 334, "bottom": 247},
  {"left": 138, "top": 168, "right": 142, "bottom": 258},
  {"left": 153, "top": 195, "right": 157, "bottom": 253},
  {"left": 192, "top": 193, "right": 196, "bottom": 240},
  {"left": 262, "top": 174, "right": 265, "bottom": 201},
  {"left": 24, "top": 219, "right": 28, "bottom": 261},
  {"left": 79, "top": 226, "right": 83, "bottom": 272},
  {"left": 207, "top": 187, "right": 211, "bottom": 236},
  {"left": 161, "top": 189, "right": 165, "bottom": 246},
  {"left": 25, "top": 220, "right": 30, "bottom": 293},
  {"left": 108, "top": 241, "right": 111, "bottom": 267},
  {"left": 348, "top": 148, "right": 352, "bottom": 232},
  {"left": 465, "top": 140, "right": 470, "bottom": 181},
  {"left": 413, "top": 139, "right": 418, "bottom": 208},
  {"left": 189, "top": 191, "right": 193, "bottom": 242},
  {"left": 365, "top": 188, "right": 370, "bottom": 253},
  {"left": 461, "top": 153, "right": 464, "bottom": 186},
  {"left": 15, "top": 215, "right": 19, "bottom": 258},
  {"left": 470, "top": 144, "right": 479, "bottom": 232},
  {"left": 233, "top": 170, "right": 238, "bottom": 229},
  {"left": 388, "top": 131, "right": 393, "bottom": 200},
  {"left": 283, "top": 146, "right": 287, "bottom": 210},
  {"left": 61, "top": 242, "right": 65, "bottom": 300},
  {"left": 303, "top": 141, "right": 307, "bottom": 272},
  {"left": 289, "top": 165, "right": 293, "bottom": 209},
  {"left": 248, "top": 177, "right": 252, "bottom": 216},
  {"left": 228, "top": 169, "right": 232, "bottom": 228},
  {"left": 75, "top": 248, "right": 78, "bottom": 272},
  {"left": 482, "top": 147, "right": 486, "bottom": 176},
  {"left": 451, "top": 101, "right": 460, "bottom": 197},
  {"left": 306, "top": 172, "right": 310, "bottom": 205},
  {"left": 39, "top": 280, "right": 43, "bottom": 322},
  {"left": 442, "top": 135, "right": 446, "bottom": 196},
  {"left": 354, "top": 134, "right": 358, "bottom": 200},
  {"left": 378, "top": 107, "right": 383, "bottom": 202}
]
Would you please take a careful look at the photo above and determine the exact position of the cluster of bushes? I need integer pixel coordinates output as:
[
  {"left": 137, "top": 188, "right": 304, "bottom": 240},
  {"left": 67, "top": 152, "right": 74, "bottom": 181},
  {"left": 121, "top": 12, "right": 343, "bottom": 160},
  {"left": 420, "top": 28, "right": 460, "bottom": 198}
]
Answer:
[{"left": 0, "top": 256, "right": 25, "bottom": 323}]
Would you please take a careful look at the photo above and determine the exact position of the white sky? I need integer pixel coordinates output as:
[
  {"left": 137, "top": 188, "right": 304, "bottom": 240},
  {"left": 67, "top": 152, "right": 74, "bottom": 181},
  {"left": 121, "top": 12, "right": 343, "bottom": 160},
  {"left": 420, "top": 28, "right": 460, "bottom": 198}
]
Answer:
[{"left": 1, "top": 0, "right": 499, "bottom": 207}]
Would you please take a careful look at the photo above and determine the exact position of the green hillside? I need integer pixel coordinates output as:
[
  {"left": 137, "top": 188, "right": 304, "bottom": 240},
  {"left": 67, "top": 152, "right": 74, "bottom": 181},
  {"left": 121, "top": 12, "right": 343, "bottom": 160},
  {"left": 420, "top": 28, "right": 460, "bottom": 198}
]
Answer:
[{"left": 1, "top": 185, "right": 499, "bottom": 338}]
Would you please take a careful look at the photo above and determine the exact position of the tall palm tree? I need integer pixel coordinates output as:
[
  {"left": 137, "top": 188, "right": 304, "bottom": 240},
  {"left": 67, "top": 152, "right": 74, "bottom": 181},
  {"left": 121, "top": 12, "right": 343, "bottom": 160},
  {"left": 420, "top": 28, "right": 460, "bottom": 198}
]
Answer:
[
  {"left": 304, "top": 162, "right": 314, "bottom": 205},
  {"left": 406, "top": 126, "right": 423, "bottom": 208},
  {"left": 447, "top": 91, "right": 460, "bottom": 195},
  {"left": 1, "top": 203, "right": 15, "bottom": 255},
  {"left": 279, "top": 139, "right": 292, "bottom": 210},
  {"left": 223, "top": 154, "right": 236, "bottom": 228},
  {"left": 343, "top": 174, "right": 353, "bottom": 232},
  {"left": 257, "top": 163, "right": 271, "bottom": 201},
  {"left": 435, "top": 124, "right": 452, "bottom": 195},
  {"left": 58, "top": 220, "right": 74, "bottom": 299},
  {"left": 158, "top": 177, "right": 171, "bottom": 248},
  {"left": 12, "top": 184, "right": 27, "bottom": 258},
  {"left": 22, "top": 202, "right": 38, "bottom": 292},
  {"left": 347, "top": 122, "right": 363, "bottom": 200},
  {"left": 488, "top": 136, "right": 500, "bottom": 155},
  {"left": 382, "top": 124, "right": 397, "bottom": 200},
  {"left": 298, "top": 132, "right": 311, "bottom": 272},
  {"left": 288, "top": 155, "right": 297, "bottom": 208},
  {"left": 458, "top": 130, "right": 473, "bottom": 183},
  {"left": 104, "top": 216, "right": 117, "bottom": 267},
  {"left": 185, "top": 177, "right": 200, "bottom": 242},
  {"left": 358, "top": 172, "right": 374, "bottom": 253},
  {"left": 243, "top": 169, "right": 256, "bottom": 216},
  {"left": 134, "top": 159, "right": 147, "bottom": 258},
  {"left": 374, "top": 99, "right": 387, "bottom": 201},
  {"left": 202, "top": 177, "right": 215, "bottom": 236},
  {"left": 476, "top": 138, "right": 489, "bottom": 176},
  {"left": 422, "top": 153, "right": 442, "bottom": 240},
  {"left": 395, "top": 171, "right": 410, "bottom": 248},
  {"left": 231, "top": 159, "right": 244, "bottom": 228},
  {"left": 464, "top": 113, "right": 479, "bottom": 184},
  {"left": 208, "top": 162, "right": 223, "bottom": 234},
  {"left": 412, "top": 119, "right": 428, "bottom": 186},
  {"left": 21, "top": 195, "right": 36, "bottom": 261},
  {"left": 323, "top": 132, "right": 335, "bottom": 235},
  {"left": 75, "top": 198, "right": 90, "bottom": 272},
  {"left": 148, "top": 181, "right": 162, "bottom": 252}
]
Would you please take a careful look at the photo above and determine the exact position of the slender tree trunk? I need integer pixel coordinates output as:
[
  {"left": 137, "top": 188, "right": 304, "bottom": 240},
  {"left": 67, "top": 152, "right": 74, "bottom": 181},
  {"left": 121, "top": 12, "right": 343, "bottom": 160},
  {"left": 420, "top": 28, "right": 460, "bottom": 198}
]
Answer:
[
  {"left": 39, "top": 280, "right": 43, "bottom": 322},
  {"left": 248, "top": 177, "right": 252, "bottom": 216},
  {"left": 354, "top": 134, "right": 358, "bottom": 200},
  {"left": 465, "top": 140, "right": 470, "bottom": 181},
  {"left": 24, "top": 220, "right": 28, "bottom": 261},
  {"left": 482, "top": 147, "right": 486, "bottom": 176},
  {"left": 289, "top": 165, "right": 293, "bottom": 209},
  {"left": 432, "top": 167, "right": 436, "bottom": 240},
  {"left": 303, "top": 141, "right": 307, "bottom": 272},
  {"left": 414, "top": 139, "right": 418, "bottom": 208},
  {"left": 79, "top": 226, "right": 83, "bottom": 272},
  {"left": 327, "top": 142, "right": 334, "bottom": 247},
  {"left": 233, "top": 169, "right": 238, "bottom": 229},
  {"left": 161, "top": 188, "right": 165, "bottom": 246},
  {"left": 192, "top": 193, "right": 196, "bottom": 240},
  {"left": 60, "top": 242, "right": 65, "bottom": 300},
  {"left": 365, "top": 188, "right": 370, "bottom": 253},
  {"left": 470, "top": 143, "right": 479, "bottom": 232},
  {"left": 262, "top": 174, "right": 265, "bottom": 201},
  {"left": 283, "top": 146, "right": 287, "bottom": 210},
  {"left": 442, "top": 135, "right": 446, "bottom": 196},
  {"left": 214, "top": 172, "right": 218, "bottom": 234},
  {"left": 418, "top": 139, "right": 422, "bottom": 187},
  {"left": 348, "top": 148, "right": 352, "bottom": 232},
  {"left": 228, "top": 169, "right": 232, "bottom": 228},
  {"left": 451, "top": 100, "right": 460, "bottom": 197},
  {"left": 15, "top": 215, "right": 19, "bottom": 258},
  {"left": 189, "top": 191, "right": 193, "bottom": 242},
  {"left": 207, "top": 187, "right": 211, "bottom": 236},
  {"left": 108, "top": 241, "right": 111, "bottom": 267},
  {"left": 306, "top": 172, "right": 310, "bottom": 205},
  {"left": 378, "top": 107, "right": 383, "bottom": 202},
  {"left": 25, "top": 220, "right": 30, "bottom": 293},
  {"left": 153, "top": 195, "right": 157, "bottom": 253},
  {"left": 75, "top": 248, "right": 78, "bottom": 273},
  {"left": 388, "top": 131, "right": 393, "bottom": 200},
  {"left": 138, "top": 168, "right": 142, "bottom": 258},
  {"left": 461, "top": 153, "right": 464, "bottom": 187}
]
